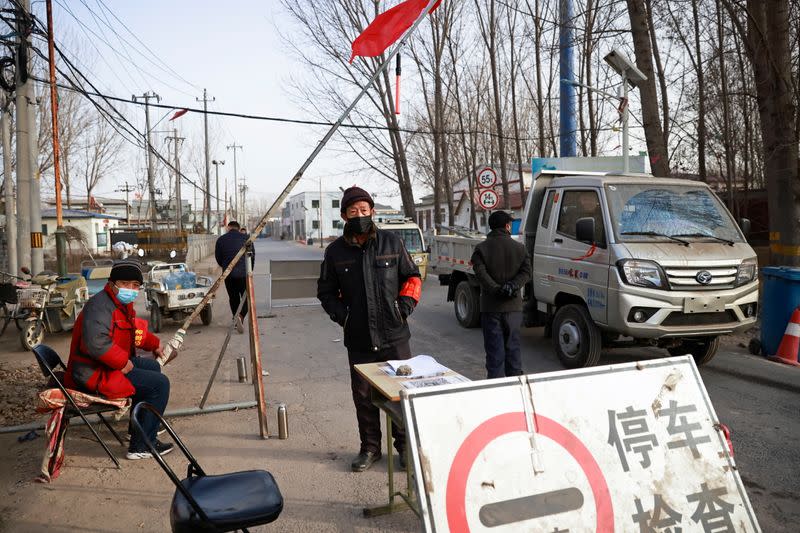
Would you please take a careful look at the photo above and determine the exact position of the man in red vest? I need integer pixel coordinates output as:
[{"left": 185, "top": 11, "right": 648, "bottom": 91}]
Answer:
[{"left": 66, "top": 260, "right": 173, "bottom": 460}]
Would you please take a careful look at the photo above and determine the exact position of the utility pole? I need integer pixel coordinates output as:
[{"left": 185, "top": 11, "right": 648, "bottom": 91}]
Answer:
[
  {"left": 165, "top": 130, "right": 185, "bottom": 232},
  {"left": 240, "top": 179, "right": 248, "bottom": 230},
  {"left": 45, "top": 0, "right": 66, "bottom": 276},
  {"left": 14, "top": 0, "right": 32, "bottom": 272},
  {"left": 115, "top": 181, "right": 134, "bottom": 226},
  {"left": 1, "top": 95, "right": 17, "bottom": 275},
  {"left": 559, "top": 0, "right": 577, "bottom": 157},
  {"left": 226, "top": 142, "right": 242, "bottom": 221},
  {"left": 212, "top": 159, "right": 225, "bottom": 235},
  {"left": 197, "top": 89, "right": 214, "bottom": 233},
  {"left": 132, "top": 91, "right": 160, "bottom": 230}
]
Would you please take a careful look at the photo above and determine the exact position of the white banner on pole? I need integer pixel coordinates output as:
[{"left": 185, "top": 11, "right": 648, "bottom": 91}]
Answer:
[{"left": 402, "top": 356, "right": 760, "bottom": 532}]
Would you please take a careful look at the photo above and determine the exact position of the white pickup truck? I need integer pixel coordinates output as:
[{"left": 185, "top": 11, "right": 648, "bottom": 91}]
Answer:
[{"left": 429, "top": 170, "right": 759, "bottom": 368}]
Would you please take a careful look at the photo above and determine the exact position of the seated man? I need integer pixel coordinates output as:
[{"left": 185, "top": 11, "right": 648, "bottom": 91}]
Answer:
[{"left": 65, "top": 260, "right": 173, "bottom": 460}]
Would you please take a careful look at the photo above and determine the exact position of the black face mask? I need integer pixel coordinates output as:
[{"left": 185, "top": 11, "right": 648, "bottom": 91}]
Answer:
[{"left": 345, "top": 215, "right": 373, "bottom": 235}]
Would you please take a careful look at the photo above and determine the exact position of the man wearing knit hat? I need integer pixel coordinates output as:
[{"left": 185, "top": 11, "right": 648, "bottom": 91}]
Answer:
[
  {"left": 318, "top": 186, "right": 422, "bottom": 472},
  {"left": 471, "top": 211, "right": 531, "bottom": 379},
  {"left": 65, "top": 260, "right": 174, "bottom": 460}
]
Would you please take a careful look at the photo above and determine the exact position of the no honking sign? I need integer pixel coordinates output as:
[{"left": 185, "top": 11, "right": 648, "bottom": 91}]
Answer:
[{"left": 401, "top": 356, "right": 760, "bottom": 532}]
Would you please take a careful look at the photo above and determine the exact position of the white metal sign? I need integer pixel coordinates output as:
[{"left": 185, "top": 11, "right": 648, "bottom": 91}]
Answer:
[
  {"left": 478, "top": 189, "right": 499, "bottom": 210},
  {"left": 402, "top": 356, "right": 760, "bottom": 533},
  {"left": 476, "top": 167, "right": 497, "bottom": 189}
]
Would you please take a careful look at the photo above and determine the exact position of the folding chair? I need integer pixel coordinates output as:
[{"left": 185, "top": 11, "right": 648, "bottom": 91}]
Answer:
[
  {"left": 131, "top": 402, "right": 284, "bottom": 533},
  {"left": 32, "top": 345, "right": 126, "bottom": 468}
]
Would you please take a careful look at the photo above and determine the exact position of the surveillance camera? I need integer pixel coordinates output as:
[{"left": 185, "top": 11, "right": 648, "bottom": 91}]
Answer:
[{"left": 603, "top": 49, "right": 647, "bottom": 87}]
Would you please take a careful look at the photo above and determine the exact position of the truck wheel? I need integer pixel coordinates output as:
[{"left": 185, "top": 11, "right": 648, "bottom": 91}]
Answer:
[
  {"left": 200, "top": 304, "right": 213, "bottom": 326},
  {"left": 552, "top": 304, "right": 602, "bottom": 368},
  {"left": 454, "top": 281, "right": 481, "bottom": 328},
  {"left": 20, "top": 321, "right": 45, "bottom": 351},
  {"left": 150, "top": 304, "right": 163, "bottom": 333},
  {"left": 668, "top": 337, "right": 720, "bottom": 366}
]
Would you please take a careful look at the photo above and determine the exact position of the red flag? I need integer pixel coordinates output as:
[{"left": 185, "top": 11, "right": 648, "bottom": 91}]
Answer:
[
  {"left": 350, "top": 0, "right": 440, "bottom": 63},
  {"left": 169, "top": 108, "right": 189, "bottom": 121}
]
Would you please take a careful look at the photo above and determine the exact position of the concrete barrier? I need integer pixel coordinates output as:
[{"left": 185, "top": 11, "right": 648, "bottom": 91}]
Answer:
[{"left": 187, "top": 234, "right": 217, "bottom": 264}]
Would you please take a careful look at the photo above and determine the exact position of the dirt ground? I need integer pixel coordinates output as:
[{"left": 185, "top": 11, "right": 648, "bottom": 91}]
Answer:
[{"left": 0, "top": 269, "right": 421, "bottom": 533}]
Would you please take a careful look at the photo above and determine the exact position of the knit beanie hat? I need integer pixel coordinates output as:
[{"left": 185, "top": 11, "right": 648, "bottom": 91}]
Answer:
[
  {"left": 109, "top": 260, "right": 144, "bottom": 284},
  {"left": 488, "top": 210, "right": 514, "bottom": 230},
  {"left": 340, "top": 186, "right": 374, "bottom": 214}
]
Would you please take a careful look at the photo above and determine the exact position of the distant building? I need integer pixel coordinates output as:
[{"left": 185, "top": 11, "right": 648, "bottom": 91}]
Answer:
[
  {"left": 284, "top": 191, "right": 343, "bottom": 241},
  {"left": 41, "top": 209, "right": 125, "bottom": 254},
  {"left": 45, "top": 196, "right": 129, "bottom": 220}
]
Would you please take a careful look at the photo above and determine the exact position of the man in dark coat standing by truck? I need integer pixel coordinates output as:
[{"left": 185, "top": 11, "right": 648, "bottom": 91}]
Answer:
[
  {"left": 317, "top": 186, "right": 422, "bottom": 472},
  {"left": 215, "top": 220, "right": 254, "bottom": 334},
  {"left": 471, "top": 211, "right": 531, "bottom": 379}
]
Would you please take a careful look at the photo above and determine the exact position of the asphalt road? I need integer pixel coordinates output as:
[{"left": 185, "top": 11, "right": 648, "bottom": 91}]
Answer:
[{"left": 255, "top": 239, "right": 799, "bottom": 530}]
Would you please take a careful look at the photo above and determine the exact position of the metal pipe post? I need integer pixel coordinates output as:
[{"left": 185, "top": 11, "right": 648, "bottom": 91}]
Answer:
[
  {"left": 245, "top": 247, "right": 268, "bottom": 438},
  {"left": 622, "top": 72, "right": 630, "bottom": 173},
  {"left": 558, "top": 0, "right": 577, "bottom": 157}
]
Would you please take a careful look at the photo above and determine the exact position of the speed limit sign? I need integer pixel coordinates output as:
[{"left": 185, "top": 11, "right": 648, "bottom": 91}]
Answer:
[
  {"left": 478, "top": 189, "right": 499, "bottom": 210},
  {"left": 476, "top": 167, "right": 497, "bottom": 189}
]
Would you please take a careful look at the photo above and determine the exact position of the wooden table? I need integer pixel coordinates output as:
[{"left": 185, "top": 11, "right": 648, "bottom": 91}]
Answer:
[{"left": 353, "top": 361, "right": 469, "bottom": 517}]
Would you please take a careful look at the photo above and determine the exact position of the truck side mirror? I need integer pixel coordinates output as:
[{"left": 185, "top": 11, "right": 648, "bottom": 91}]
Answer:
[
  {"left": 739, "top": 217, "right": 751, "bottom": 235},
  {"left": 575, "top": 217, "right": 595, "bottom": 244}
]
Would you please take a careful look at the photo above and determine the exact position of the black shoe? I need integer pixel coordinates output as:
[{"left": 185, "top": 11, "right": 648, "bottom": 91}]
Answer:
[
  {"left": 351, "top": 450, "right": 381, "bottom": 472},
  {"left": 126, "top": 439, "right": 174, "bottom": 460}
]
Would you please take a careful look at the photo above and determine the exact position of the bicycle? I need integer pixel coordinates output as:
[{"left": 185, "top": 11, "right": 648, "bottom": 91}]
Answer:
[{"left": 0, "top": 269, "right": 32, "bottom": 336}]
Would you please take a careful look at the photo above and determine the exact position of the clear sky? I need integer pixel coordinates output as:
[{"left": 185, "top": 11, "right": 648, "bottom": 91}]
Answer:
[{"left": 47, "top": 0, "right": 404, "bottom": 210}]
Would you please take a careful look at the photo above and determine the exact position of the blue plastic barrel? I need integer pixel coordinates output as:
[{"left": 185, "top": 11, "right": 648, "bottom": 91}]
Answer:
[{"left": 760, "top": 267, "right": 800, "bottom": 356}]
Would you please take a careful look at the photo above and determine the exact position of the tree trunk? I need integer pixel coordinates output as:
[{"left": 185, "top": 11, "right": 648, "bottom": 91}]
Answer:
[
  {"left": 733, "top": 0, "right": 800, "bottom": 265},
  {"left": 625, "top": 0, "right": 671, "bottom": 176},
  {"left": 645, "top": 0, "right": 670, "bottom": 150},
  {"left": 715, "top": 0, "right": 737, "bottom": 217},
  {"left": 691, "top": 0, "right": 708, "bottom": 182}
]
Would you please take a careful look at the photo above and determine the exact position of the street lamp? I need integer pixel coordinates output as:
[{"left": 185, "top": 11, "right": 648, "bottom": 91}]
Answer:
[
  {"left": 212, "top": 159, "right": 225, "bottom": 235},
  {"left": 562, "top": 48, "right": 647, "bottom": 174},
  {"left": 603, "top": 49, "right": 647, "bottom": 173}
]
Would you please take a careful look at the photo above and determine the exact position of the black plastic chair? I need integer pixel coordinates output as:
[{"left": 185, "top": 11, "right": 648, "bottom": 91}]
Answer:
[
  {"left": 131, "top": 402, "right": 283, "bottom": 533},
  {"left": 32, "top": 344, "right": 126, "bottom": 468}
]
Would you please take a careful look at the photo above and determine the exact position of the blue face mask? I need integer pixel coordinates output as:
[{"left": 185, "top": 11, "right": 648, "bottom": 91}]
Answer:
[{"left": 116, "top": 287, "right": 139, "bottom": 304}]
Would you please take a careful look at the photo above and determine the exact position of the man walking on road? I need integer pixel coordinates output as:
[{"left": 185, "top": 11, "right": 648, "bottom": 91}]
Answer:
[
  {"left": 215, "top": 220, "right": 253, "bottom": 333},
  {"left": 317, "top": 186, "right": 422, "bottom": 472},
  {"left": 471, "top": 211, "right": 531, "bottom": 379}
]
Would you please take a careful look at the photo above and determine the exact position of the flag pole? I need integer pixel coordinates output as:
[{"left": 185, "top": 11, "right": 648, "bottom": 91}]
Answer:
[{"left": 159, "top": 0, "right": 439, "bottom": 363}]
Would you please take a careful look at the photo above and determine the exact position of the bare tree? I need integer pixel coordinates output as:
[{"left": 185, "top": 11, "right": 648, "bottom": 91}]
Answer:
[{"left": 79, "top": 117, "right": 121, "bottom": 204}]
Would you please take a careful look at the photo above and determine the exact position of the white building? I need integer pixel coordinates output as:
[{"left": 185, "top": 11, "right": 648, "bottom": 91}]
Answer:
[
  {"left": 41, "top": 209, "right": 125, "bottom": 254},
  {"left": 284, "top": 191, "right": 344, "bottom": 242}
]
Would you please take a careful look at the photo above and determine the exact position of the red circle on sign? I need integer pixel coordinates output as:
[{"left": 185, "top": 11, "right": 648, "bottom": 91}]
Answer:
[
  {"left": 477, "top": 167, "right": 497, "bottom": 189},
  {"left": 478, "top": 190, "right": 498, "bottom": 210},
  {"left": 445, "top": 412, "right": 614, "bottom": 532}
]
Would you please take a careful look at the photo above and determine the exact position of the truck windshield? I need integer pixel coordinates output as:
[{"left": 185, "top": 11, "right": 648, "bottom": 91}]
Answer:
[
  {"left": 605, "top": 184, "right": 743, "bottom": 243},
  {"left": 386, "top": 228, "right": 424, "bottom": 253}
]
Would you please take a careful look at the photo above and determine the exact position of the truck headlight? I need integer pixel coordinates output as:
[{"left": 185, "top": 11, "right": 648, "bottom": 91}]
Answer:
[
  {"left": 617, "top": 259, "right": 667, "bottom": 289},
  {"left": 736, "top": 258, "right": 758, "bottom": 286}
]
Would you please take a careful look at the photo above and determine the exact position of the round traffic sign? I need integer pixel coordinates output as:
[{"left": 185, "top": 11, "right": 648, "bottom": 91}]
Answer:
[
  {"left": 476, "top": 167, "right": 497, "bottom": 189},
  {"left": 478, "top": 189, "right": 499, "bottom": 210},
  {"left": 445, "top": 412, "right": 614, "bottom": 532}
]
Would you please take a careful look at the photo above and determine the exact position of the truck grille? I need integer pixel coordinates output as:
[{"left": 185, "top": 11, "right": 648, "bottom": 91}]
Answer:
[
  {"left": 662, "top": 310, "right": 738, "bottom": 326},
  {"left": 663, "top": 265, "right": 738, "bottom": 290}
]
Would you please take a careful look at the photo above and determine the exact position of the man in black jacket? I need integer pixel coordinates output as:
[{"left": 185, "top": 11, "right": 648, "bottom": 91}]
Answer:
[
  {"left": 471, "top": 211, "right": 531, "bottom": 379},
  {"left": 317, "top": 186, "right": 422, "bottom": 472},
  {"left": 214, "top": 221, "right": 254, "bottom": 334}
]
